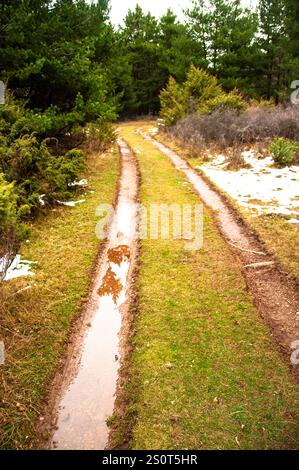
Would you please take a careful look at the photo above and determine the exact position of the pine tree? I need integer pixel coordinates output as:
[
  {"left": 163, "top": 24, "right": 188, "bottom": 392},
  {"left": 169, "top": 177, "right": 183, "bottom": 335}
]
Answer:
[{"left": 186, "top": 0, "right": 259, "bottom": 96}]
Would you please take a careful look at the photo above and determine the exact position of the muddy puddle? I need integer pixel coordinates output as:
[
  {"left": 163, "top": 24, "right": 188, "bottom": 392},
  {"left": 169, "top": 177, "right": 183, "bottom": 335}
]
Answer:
[
  {"left": 141, "top": 131, "right": 299, "bottom": 371},
  {"left": 48, "top": 139, "right": 139, "bottom": 449}
]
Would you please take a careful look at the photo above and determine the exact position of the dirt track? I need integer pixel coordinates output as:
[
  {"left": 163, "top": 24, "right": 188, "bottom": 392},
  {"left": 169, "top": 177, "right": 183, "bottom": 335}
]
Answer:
[
  {"left": 141, "top": 130, "right": 299, "bottom": 376},
  {"left": 41, "top": 139, "right": 139, "bottom": 450},
  {"left": 40, "top": 128, "right": 298, "bottom": 450}
]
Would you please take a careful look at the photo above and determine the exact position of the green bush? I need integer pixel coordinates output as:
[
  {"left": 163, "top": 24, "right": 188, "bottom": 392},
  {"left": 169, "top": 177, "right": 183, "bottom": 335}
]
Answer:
[
  {"left": 0, "top": 175, "right": 30, "bottom": 278},
  {"left": 270, "top": 137, "right": 296, "bottom": 166},
  {"left": 0, "top": 91, "right": 117, "bottom": 141},
  {"left": 0, "top": 93, "right": 96, "bottom": 216},
  {"left": 0, "top": 129, "right": 85, "bottom": 278},
  {"left": 84, "top": 120, "right": 116, "bottom": 152},
  {"left": 160, "top": 66, "right": 245, "bottom": 126},
  {"left": 0, "top": 131, "right": 86, "bottom": 213},
  {"left": 0, "top": 89, "right": 116, "bottom": 269},
  {"left": 42, "top": 148, "right": 85, "bottom": 201},
  {"left": 184, "top": 65, "right": 222, "bottom": 107},
  {"left": 199, "top": 90, "right": 246, "bottom": 114},
  {"left": 0, "top": 175, "right": 17, "bottom": 238},
  {"left": 159, "top": 76, "right": 189, "bottom": 125}
]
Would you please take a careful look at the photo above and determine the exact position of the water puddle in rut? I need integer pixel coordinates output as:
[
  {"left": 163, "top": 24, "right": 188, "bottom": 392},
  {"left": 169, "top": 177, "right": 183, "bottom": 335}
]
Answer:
[{"left": 49, "top": 139, "right": 139, "bottom": 449}]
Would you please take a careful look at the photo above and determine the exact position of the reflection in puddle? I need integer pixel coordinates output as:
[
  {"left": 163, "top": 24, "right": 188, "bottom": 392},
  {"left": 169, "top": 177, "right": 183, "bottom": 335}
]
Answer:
[
  {"left": 50, "top": 139, "right": 138, "bottom": 450},
  {"left": 98, "top": 246, "right": 131, "bottom": 304},
  {"left": 98, "top": 266, "right": 123, "bottom": 304},
  {"left": 51, "top": 293, "right": 121, "bottom": 449},
  {"left": 108, "top": 245, "right": 130, "bottom": 265}
]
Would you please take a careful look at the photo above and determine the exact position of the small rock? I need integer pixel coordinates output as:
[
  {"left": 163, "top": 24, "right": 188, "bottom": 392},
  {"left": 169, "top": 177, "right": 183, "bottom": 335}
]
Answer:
[
  {"left": 16, "top": 402, "right": 25, "bottom": 412},
  {"left": 169, "top": 415, "right": 180, "bottom": 423}
]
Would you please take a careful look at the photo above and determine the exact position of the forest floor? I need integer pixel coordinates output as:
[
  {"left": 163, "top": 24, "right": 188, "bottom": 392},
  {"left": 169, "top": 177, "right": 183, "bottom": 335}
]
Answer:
[{"left": 0, "top": 120, "right": 298, "bottom": 450}]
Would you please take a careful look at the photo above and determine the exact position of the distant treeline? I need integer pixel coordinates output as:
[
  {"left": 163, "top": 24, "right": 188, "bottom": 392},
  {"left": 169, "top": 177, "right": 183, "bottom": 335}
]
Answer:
[{"left": 0, "top": 0, "right": 298, "bottom": 120}]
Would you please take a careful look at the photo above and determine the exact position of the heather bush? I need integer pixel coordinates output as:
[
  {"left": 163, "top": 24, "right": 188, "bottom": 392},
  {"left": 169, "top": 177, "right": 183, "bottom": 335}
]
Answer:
[{"left": 165, "top": 105, "right": 299, "bottom": 154}]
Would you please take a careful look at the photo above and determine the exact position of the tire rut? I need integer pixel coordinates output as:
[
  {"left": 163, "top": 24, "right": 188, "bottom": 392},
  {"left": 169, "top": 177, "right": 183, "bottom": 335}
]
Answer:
[{"left": 140, "top": 130, "right": 299, "bottom": 376}]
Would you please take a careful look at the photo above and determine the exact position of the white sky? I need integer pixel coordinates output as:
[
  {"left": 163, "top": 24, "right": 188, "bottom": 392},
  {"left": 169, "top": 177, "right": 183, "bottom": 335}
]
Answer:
[{"left": 109, "top": 0, "right": 258, "bottom": 27}]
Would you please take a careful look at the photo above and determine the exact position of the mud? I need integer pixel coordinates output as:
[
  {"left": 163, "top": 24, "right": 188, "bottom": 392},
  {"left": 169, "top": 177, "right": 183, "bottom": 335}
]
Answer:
[
  {"left": 141, "top": 131, "right": 299, "bottom": 374},
  {"left": 45, "top": 138, "right": 139, "bottom": 449}
]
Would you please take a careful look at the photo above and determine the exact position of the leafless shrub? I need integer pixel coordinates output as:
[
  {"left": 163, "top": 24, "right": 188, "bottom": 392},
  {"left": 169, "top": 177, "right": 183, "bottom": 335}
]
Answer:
[
  {"left": 225, "top": 148, "right": 251, "bottom": 171},
  {"left": 163, "top": 114, "right": 206, "bottom": 157},
  {"left": 164, "top": 106, "right": 299, "bottom": 156}
]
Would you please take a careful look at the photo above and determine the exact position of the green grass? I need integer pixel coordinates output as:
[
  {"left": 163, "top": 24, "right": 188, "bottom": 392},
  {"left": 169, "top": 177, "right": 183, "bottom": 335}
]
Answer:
[
  {"left": 116, "top": 123, "right": 299, "bottom": 450},
  {"left": 0, "top": 148, "right": 119, "bottom": 449}
]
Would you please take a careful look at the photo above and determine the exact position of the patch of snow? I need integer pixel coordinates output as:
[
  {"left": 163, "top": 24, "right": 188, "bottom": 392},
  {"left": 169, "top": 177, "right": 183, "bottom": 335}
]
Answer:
[
  {"left": 157, "top": 118, "right": 166, "bottom": 127},
  {"left": 203, "top": 154, "right": 226, "bottom": 168},
  {"left": 39, "top": 194, "right": 46, "bottom": 206},
  {"left": 199, "top": 150, "right": 299, "bottom": 218},
  {"left": 57, "top": 199, "right": 86, "bottom": 207},
  {"left": 149, "top": 127, "right": 158, "bottom": 136},
  {"left": 0, "top": 254, "right": 36, "bottom": 281},
  {"left": 68, "top": 179, "right": 88, "bottom": 188}
]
